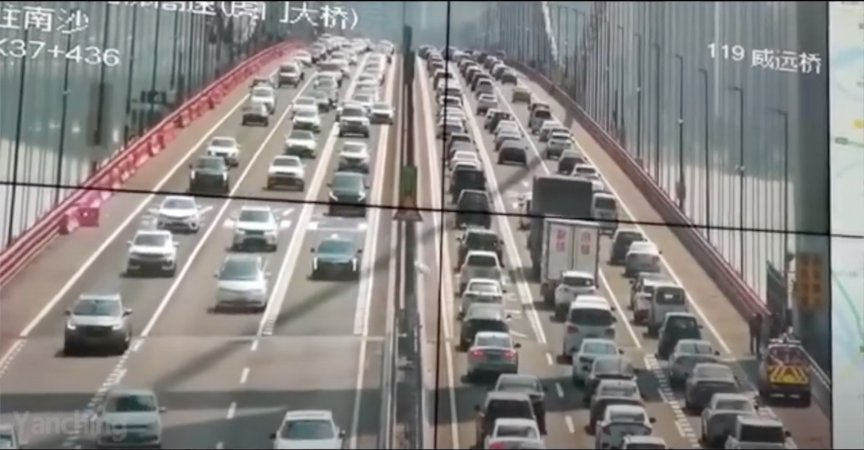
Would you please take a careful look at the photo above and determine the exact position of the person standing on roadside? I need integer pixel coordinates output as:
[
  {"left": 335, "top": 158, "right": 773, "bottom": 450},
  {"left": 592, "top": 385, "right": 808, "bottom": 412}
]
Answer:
[{"left": 749, "top": 313, "right": 763, "bottom": 356}]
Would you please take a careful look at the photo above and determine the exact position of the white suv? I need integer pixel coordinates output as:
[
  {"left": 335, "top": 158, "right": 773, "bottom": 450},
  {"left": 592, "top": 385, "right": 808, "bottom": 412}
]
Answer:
[
  {"left": 126, "top": 230, "right": 178, "bottom": 277},
  {"left": 232, "top": 205, "right": 279, "bottom": 252}
]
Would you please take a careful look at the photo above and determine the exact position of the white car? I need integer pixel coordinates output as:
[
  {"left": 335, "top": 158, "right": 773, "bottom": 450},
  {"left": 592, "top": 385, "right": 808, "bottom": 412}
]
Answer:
[
  {"left": 459, "top": 278, "right": 505, "bottom": 318},
  {"left": 214, "top": 254, "right": 270, "bottom": 312},
  {"left": 267, "top": 155, "right": 306, "bottom": 191},
  {"left": 95, "top": 388, "right": 165, "bottom": 449},
  {"left": 292, "top": 108, "right": 321, "bottom": 133},
  {"left": 624, "top": 241, "right": 662, "bottom": 277},
  {"left": 449, "top": 150, "right": 480, "bottom": 169},
  {"left": 337, "top": 141, "right": 370, "bottom": 174},
  {"left": 484, "top": 418, "right": 541, "bottom": 450},
  {"left": 668, "top": 339, "right": 720, "bottom": 387},
  {"left": 572, "top": 163, "right": 599, "bottom": 180},
  {"left": 291, "top": 97, "right": 318, "bottom": 116},
  {"left": 370, "top": 102, "right": 394, "bottom": 124},
  {"left": 205, "top": 136, "right": 240, "bottom": 167},
  {"left": 251, "top": 86, "right": 276, "bottom": 114},
  {"left": 553, "top": 270, "right": 597, "bottom": 320},
  {"left": 457, "top": 250, "right": 503, "bottom": 294},
  {"left": 293, "top": 50, "right": 312, "bottom": 66},
  {"left": 156, "top": 195, "right": 201, "bottom": 232},
  {"left": 595, "top": 404, "right": 655, "bottom": 449},
  {"left": 352, "top": 93, "right": 376, "bottom": 112},
  {"left": 476, "top": 93, "right": 499, "bottom": 115},
  {"left": 338, "top": 105, "right": 371, "bottom": 138},
  {"left": 125, "top": 230, "right": 178, "bottom": 277},
  {"left": 336, "top": 101, "right": 364, "bottom": 120},
  {"left": 571, "top": 338, "right": 622, "bottom": 384},
  {"left": 0, "top": 424, "right": 20, "bottom": 450},
  {"left": 285, "top": 129, "right": 317, "bottom": 159},
  {"left": 232, "top": 205, "right": 279, "bottom": 251},
  {"left": 270, "top": 410, "right": 345, "bottom": 449}
]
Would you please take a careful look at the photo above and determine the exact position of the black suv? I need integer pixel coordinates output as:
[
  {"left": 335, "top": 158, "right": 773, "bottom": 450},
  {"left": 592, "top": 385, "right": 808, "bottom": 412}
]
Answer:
[
  {"left": 189, "top": 156, "right": 230, "bottom": 193},
  {"left": 241, "top": 101, "right": 269, "bottom": 126},
  {"left": 455, "top": 190, "right": 492, "bottom": 229},
  {"left": 327, "top": 171, "right": 368, "bottom": 217}
]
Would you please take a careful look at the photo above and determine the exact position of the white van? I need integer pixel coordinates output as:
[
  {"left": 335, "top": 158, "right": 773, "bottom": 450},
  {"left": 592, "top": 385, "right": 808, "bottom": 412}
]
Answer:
[
  {"left": 592, "top": 192, "right": 618, "bottom": 235},
  {"left": 646, "top": 282, "right": 688, "bottom": 336},
  {"left": 562, "top": 296, "right": 617, "bottom": 358}
]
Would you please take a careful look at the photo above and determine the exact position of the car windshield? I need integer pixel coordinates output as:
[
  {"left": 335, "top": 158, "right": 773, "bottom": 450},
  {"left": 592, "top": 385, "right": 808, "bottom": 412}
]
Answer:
[
  {"left": 134, "top": 233, "right": 168, "bottom": 247},
  {"left": 533, "top": 109, "right": 552, "bottom": 120},
  {"left": 251, "top": 87, "right": 272, "bottom": 98},
  {"left": 468, "top": 282, "right": 501, "bottom": 295},
  {"left": 715, "top": 399, "right": 753, "bottom": 411},
  {"left": 163, "top": 198, "right": 195, "bottom": 210},
  {"left": 105, "top": 394, "right": 157, "bottom": 413},
  {"left": 273, "top": 157, "right": 300, "bottom": 167},
  {"left": 73, "top": 299, "right": 121, "bottom": 316},
  {"left": 583, "top": 341, "right": 618, "bottom": 355},
  {"left": 678, "top": 341, "right": 714, "bottom": 355},
  {"left": 239, "top": 210, "right": 271, "bottom": 223},
  {"left": 466, "top": 254, "right": 497, "bottom": 267},
  {"left": 594, "top": 357, "right": 635, "bottom": 376},
  {"left": 296, "top": 109, "right": 317, "bottom": 118},
  {"left": 219, "top": 258, "right": 259, "bottom": 281},
  {"left": 332, "top": 173, "right": 363, "bottom": 190},
  {"left": 562, "top": 275, "right": 594, "bottom": 287},
  {"left": 695, "top": 365, "right": 732, "bottom": 379},
  {"left": 342, "top": 143, "right": 366, "bottom": 154},
  {"left": 195, "top": 158, "right": 224, "bottom": 170},
  {"left": 280, "top": 64, "right": 298, "bottom": 73},
  {"left": 343, "top": 107, "right": 365, "bottom": 117},
  {"left": 599, "top": 383, "right": 638, "bottom": 398},
  {"left": 570, "top": 308, "right": 614, "bottom": 327},
  {"left": 296, "top": 97, "right": 316, "bottom": 106},
  {"left": 318, "top": 239, "right": 353, "bottom": 255},
  {"left": 476, "top": 334, "right": 511, "bottom": 348},
  {"left": 498, "top": 377, "right": 541, "bottom": 393},
  {"left": 353, "top": 95, "right": 373, "bottom": 103},
  {"left": 465, "top": 232, "right": 498, "bottom": 248},
  {"left": 496, "top": 425, "right": 539, "bottom": 439},
  {"left": 290, "top": 130, "right": 314, "bottom": 140},
  {"left": 280, "top": 419, "right": 335, "bottom": 440},
  {"left": 610, "top": 410, "right": 646, "bottom": 423},
  {"left": 373, "top": 103, "right": 390, "bottom": 110},
  {"left": 210, "top": 137, "right": 235, "bottom": 148}
]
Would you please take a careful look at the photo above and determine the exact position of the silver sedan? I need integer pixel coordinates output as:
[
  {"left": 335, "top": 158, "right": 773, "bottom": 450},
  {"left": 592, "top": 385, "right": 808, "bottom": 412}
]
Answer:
[
  {"left": 667, "top": 339, "right": 720, "bottom": 387},
  {"left": 700, "top": 393, "right": 758, "bottom": 447},
  {"left": 466, "top": 331, "right": 521, "bottom": 381}
]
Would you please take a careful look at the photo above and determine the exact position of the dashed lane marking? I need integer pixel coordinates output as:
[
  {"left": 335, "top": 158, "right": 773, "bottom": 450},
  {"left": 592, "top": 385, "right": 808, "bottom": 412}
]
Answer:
[
  {"left": 61, "top": 355, "right": 130, "bottom": 448},
  {"left": 216, "top": 442, "right": 224, "bottom": 450},
  {"left": 0, "top": 340, "right": 25, "bottom": 380},
  {"left": 644, "top": 355, "right": 699, "bottom": 448},
  {"left": 240, "top": 367, "right": 250, "bottom": 384},
  {"left": 545, "top": 352, "right": 554, "bottom": 366},
  {"left": 564, "top": 415, "right": 575, "bottom": 434},
  {"left": 226, "top": 402, "right": 237, "bottom": 420},
  {"left": 307, "top": 221, "right": 368, "bottom": 232},
  {"left": 555, "top": 382, "right": 564, "bottom": 399}
]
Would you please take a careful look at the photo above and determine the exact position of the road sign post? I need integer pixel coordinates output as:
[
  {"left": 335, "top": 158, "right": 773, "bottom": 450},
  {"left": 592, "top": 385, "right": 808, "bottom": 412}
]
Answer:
[{"left": 394, "top": 165, "right": 422, "bottom": 222}]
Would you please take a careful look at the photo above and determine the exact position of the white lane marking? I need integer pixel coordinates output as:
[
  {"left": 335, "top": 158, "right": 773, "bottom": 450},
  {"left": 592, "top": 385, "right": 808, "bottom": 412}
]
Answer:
[
  {"left": 216, "top": 442, "right": 224, "bottom": 450},
  {"left": 643, "top": 354, "right": 699, "bottom": 446},
  {"left": 249, "top": 339, "right": 259, "bottom": 352},
  {"left": 226, "top": 401, "right": 237, "bottom": 420},
  {"left": 452, "top": 63, "right": 547, "bottom": 346},
  {"left": 416, "top": 58, "right": 460, "bottom": 450},
  {"left": 497, "top": 80, "right": 735, "bottom": 356},
  {"left": 139, "top": 73, "right": 317, "bottom": 340},
  {"left": 258, "top": 53, "right": 370, "bottom": 338},
  {"left": 239, "top": 367, "right": 250, "bottom": 384},
  {"left": 565, "top": 415, "right": 575, "bottom": 434},
  {"left": 131, "top": 339, "right": 144, "bottom": 352},
  {"left": 601, "top": 273, "right": 642, "bottom": 349},
  {"left": 555, "top": 382, "right": 564, "bottom": 399},
  {"left": 12, "top": 57, "right": 295, "bottom": 344},
  {"left": 545, "top": 352, "right": 554, "bottom": 366},
  {"left": 0, "top": 340, "right": 25, "bottom": 380},
  {"left": 62, "top": 357, "right": 130, "bottom": 446},
  {"left": 510, "top": 330, "right": 529, "bottom": 339},
  {"left": 349, "top": 54, "right": 398, "bottom": 450}
]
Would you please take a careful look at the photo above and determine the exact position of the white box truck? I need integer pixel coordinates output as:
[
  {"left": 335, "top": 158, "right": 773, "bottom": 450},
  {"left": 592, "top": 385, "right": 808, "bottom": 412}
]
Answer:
[{"left": 539, "top": 218, "right": 600, "bottom": 303}]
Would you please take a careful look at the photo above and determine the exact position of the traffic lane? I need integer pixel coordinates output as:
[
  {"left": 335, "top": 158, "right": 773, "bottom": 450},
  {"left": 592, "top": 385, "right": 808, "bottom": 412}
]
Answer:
[
  {"left": 0, "top": 53, "right": 307, "bottom": 351},
  {"left": 268, "top": 56, "right": 398, "bottom": 338},
  {"left": 456, "top": 81, "right": 691, "bottom": 448},
  {"left": 145, "top": 80, "right": 344, "bottom": 338},
  {"left": 495, "top": 79, "right": 831, "bottom": 447},
  {"left": 221, "top": 337, "right": 384, "bottom": 449},
  {"left": 22, "top": 78, "right": 309, "bottom": 340}
]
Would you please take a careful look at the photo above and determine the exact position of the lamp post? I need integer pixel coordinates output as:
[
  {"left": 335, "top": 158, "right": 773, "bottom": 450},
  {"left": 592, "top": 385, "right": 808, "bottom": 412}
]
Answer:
[
  {"left": 773, "top": 108, "right": 790, "bottom": 290},
  {"left": 604, "top": 24, "right": 611, "bottom": 131},
  {"left": 122, "top": 6, "right": 139, "bottom": 145},
  {"left": 635, "top": 32, "right": 643, "bottom": 165},
  {"left": 653, "top": 42, "right": 661, "bottom": 182},
  {"left": 7, "top": 27, "right": 30, "bottom": 246},
  {"left": 618, "top": 24, "right": 625, "bottom": 144},
  {"left": 731, "top": 86, "right": 746, "bottom": 276},
  {"left": 698, "top": 68, "right": 711, "bottom": 243},
  {"left": 674, "top": 54, "right": 685, "bottom": 212}
]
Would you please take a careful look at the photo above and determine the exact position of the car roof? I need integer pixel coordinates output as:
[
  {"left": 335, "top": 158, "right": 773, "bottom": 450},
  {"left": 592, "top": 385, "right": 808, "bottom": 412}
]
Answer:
[
  {"left": 561, "top": 270, "right": 594, "bottom": 279},
  {"left": 475, "top": 331, "right": 510, "bottom": 341},
  {"left": 466, "top": 250, "right": 498, "bottom": 258},
  {"left": 711, "top": 392, "right": 751, "bottom": 403},
  {"left": 494, "top": 418, "right": 537, "bottom": 428},
  {"left": 239, "top": 205, "right": 272, "bottom": 213},
  {"left": 282, "top": 410, "right": 334, "bottom": 421},
  {"left": 581, "top": 338, "right": 617, "bottom": 348},
  {"left": 134, "top": 229, "right": 171, "bottom": 238},
  {"left": 597, "top": 378, "right": 639, "bottom": 391},
  {"left": 224, "top": 253, "right": 262, "bottom": 264},
  {"left": 497, "top": 374, "right": 541, "bottom": 386},
  {"left": 466, "top": 303, "right": 506, "bottom": 319},
  {"left": 467, "top": 278, "right": 501, "bottom": 285},
  {"left": 606, "top": 404, "right": 646, "bottom": 415},
  {"left": 78, "top": 292, "right": 121, "bottom": 302}
]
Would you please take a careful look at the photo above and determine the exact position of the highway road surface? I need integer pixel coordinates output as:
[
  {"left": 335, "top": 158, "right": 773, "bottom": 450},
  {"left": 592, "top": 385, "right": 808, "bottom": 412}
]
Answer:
[
  {"left": 416, "top": 57, "right": 831, "bottom": 449},
  {"left": 0, "top": 48, "right": 402, "bottom": 449}
]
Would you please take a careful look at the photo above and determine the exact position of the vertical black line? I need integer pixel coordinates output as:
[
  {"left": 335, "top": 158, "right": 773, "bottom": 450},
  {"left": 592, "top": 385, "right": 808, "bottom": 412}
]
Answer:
[
  {"left": 636, "top": 33, "right": 642, "bottom": 162},
  {"left": 186, "top": 13, "right": 195, "bottom": 101},
  {"left": 122, "top": 6, "right": 139, "bottom": 145},
  {"left": 55, "top": 33, "right": 74, "bottom": 206},
  {"left": 95, "top": 5, "right": 111, "bottom": 148},
  {"left": 169, "top": 12, "right": 180, "bottom": 87},
  {"left": 731, "top": 86, "right": 745, "bottom": 275},
  {"left": 7, "top": 27, "right": 30, "bottom": 246},
  {"left": 653, "top": 43, "right": 661, "bottom": 181},
  {"left": 675, "top": 54, "right": 684, "bottom": 211}
]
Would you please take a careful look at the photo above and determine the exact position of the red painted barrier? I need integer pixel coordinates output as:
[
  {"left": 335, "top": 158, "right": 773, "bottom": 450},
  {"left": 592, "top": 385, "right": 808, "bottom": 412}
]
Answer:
[
  {"left": 0, "top": 40, "right": 303, "bottom": 287},
  {"left": 509, "top": 61, "right": 770, "bottom": 321}
]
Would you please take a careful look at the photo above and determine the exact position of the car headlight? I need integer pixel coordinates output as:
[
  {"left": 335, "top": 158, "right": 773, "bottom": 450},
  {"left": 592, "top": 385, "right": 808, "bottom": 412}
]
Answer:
[
  {"left": 112, "top": 322, "right": 124, "bottom": 330},
  {"left": 329, "top": 192, "right": 338, "bottom": 201},
  {"left": 265, "top": 229, "right": 277, "bottom": 236},
  {"left": 66, "top": 321, "right": 76, "bottom": 330}
]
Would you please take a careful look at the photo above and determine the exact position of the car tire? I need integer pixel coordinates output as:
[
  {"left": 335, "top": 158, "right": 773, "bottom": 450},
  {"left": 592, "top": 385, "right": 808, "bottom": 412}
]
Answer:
[
  {"left": 241, "top": 119, "right": 247, "bottom": 126},
  {"left": 263, "top": 120, "right": 269, "bottom": 127},
  {"left": 799, "top": 391, "right": 812, "bottom": 407},
  {"left": 297, "top": 182, "right": 305, "bottom": 191},
  {"left": 165, "top": 266, "right": 176, "bottom": 278},
  {"left": 338, "top": 131, "right": 344, "bottom": 137},
  {"left": 268, "top": 244, "right": 278, "bottom": 252},
  {"left": 63, "top": 341, "right": 76, "bottom": 356}
]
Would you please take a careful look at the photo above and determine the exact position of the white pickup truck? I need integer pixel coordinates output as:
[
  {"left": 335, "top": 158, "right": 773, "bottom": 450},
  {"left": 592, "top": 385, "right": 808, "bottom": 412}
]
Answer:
[{"left": 724, "top": 415, "right": 791, "bottom": 449}]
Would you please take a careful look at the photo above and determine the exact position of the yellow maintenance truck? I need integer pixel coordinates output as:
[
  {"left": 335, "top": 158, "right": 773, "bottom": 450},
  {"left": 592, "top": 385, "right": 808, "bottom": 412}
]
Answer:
[{"left": 757, "top": 335, "right": 812, "bottom": 407}]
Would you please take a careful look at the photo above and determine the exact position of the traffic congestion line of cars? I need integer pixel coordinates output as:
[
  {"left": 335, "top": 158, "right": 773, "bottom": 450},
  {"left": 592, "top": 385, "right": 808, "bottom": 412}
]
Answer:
[{"left": 37, "top": 34, "right": 399, "bottom": 450}]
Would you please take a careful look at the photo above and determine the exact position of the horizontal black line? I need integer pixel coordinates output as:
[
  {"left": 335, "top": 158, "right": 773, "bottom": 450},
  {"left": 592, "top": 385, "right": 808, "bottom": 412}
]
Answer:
[{"left": 2, "top": 180, "right": 860, "bottom": 240}]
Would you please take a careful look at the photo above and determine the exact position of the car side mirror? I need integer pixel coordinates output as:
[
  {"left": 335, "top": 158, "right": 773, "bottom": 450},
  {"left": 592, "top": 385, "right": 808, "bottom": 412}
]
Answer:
[
  {"left": 327, "top": 182, "right": 332, "bottom": 187},
  {"left": 514, "top": 342, "right": 522, "bottom": 349},
  {"left": 649, "top": 417, "right": 656, "bottom": 424},
  {"left": 698, "top": 324, "right": 704, "bottom": 329},
  {"left": 188, "top": 164, "right": 193, "bottom": 170},
  {"left": 123, "top": 309, "right": 133, "bottom": 316},
  {"left": 310, "top": 248, "right": 316, "bottom": 253},
  {"left": 159, "top": 406, "right": 167, "bottom": 413},
  {"left": 357, "top": 249, "right": 363, "bottom": 254},
  {"left": 64, "top": 309, "right": 71, "bottom": 316},
  {"left": 265, "top": 272, "right": 272, "bottom": 278},
  {"left": 618, "top": 349, "right": 624, "bottom": 354},
  {"left": 714, "top": 350, "right": 720, "bottom": 356},
  {"left": 126, "top": 240, "right": 132, "bottom": 246},
  {"left": 213, "top": 271, "right": 219, "bottom": 278},
  {"left": 628, "top": 279, "right": 634, "bottom": 285},
  {"left": 784, "top": 431, "right": 791, "bottom": 438},
  {"left": 269, "top": 432, "right": 277, "bottom": 440},
  {"left": 474, "top": 405, "right": 481, "bottom": 413}
]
